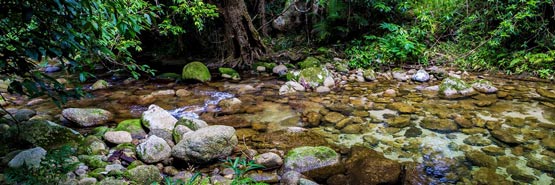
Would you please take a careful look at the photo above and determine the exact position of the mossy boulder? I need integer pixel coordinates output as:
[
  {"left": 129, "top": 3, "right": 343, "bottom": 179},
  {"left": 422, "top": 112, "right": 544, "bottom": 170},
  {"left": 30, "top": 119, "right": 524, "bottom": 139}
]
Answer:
[
  {"left": 114, "top": 119, "right": 146, "bottom": 138},
  {"left": 218, "top": 67, "right": 240, "bottom": 80},
  {"left": 124, "top": 165, "right": 162, "bottom": 184},
  {"left": 363, "top": 68, "right": 377, "bottom": 81},
  {"left": 92, "top": 126, "right": 110, "bottom": 138},
  {"left": 282, "top": 146, "right": 342, "bottom": 181},
  {"left": 439, "top": 77, "right": 476, "bottom": 99},
  {"left": 78, "top": 135, "right": 108, "bottom": 155},
  {"left": 299, "top": 67, "right": 330, "bottom": 87},
  {"left": 175, "top": 117, "right": 208, "bottom": 131},
  {"left": 20, "top": 120, "right": 83, "bottom": 149},
  {"left": 334, "top": 62, "right": 349, "bottom": 73},
  {"left": 298, "top": 57, "right": 320, "bottom": 69},
  {"left": 172, "top": 125, "right": 238, "bottom": 164},
  {"left": 156, "top": 73, "right": 181, "bottom": 80},
  {"left": 182, "top": 61, "right": 211, "bottom": 82}
]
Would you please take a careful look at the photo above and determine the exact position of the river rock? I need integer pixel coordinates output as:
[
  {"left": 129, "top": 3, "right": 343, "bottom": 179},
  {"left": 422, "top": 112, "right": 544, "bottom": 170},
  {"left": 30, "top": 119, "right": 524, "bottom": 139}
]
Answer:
[
  {"left": 506, "top": 165, "right": 536, "bottom": 182},
  {"left": 439, "top": 77, "right": 476, "bottom": 99},
  {"left": 420, "top": 118, "right": 458, "bottom": 133},
  {"left": 91, "top": 80, "right": 109, "bottom": 90},
  {"left": 537, "top": 88, "right": 555, "bottom": 99},
  {"left": 465, "top": 150, "right": 497, "bottom": 168},
  {"left": 472, "top": 167, "right": 514, "bottom": 185},
  {"left": 176, "top": 117, "right": 208, "bottom": 131},
  {"left": 79, "top": 136, "right": 107, "bottom": 155},
  {"left": 104, "top": 131, "right": 132, "bottom": 144},
  {"left": 386, "top": 115, "right": 411, "bottom": 128},
  {"left": 299, "top": 67, "right": 330, "bottom": 87},
  {"left": 182, "top": 61, "right": 211, "bottom": 82},
  {"left": 20, "top": 120, "right": 83, "bottom": 148},
  {"left": 541, "top": 137, "right": 555, "bottom": 151},
  {"left": 323, "top": 76, "right": 335, "bottom": 87},
  {"left": 412, "top": 69, "right": 430, "bottom": 82},
  {"left": 257, "top": 66, "right": 266, "bottom": 72},
  {"left": 219, "top": 67, "right": 240, "bottom": 80},
  {"left": 172, "top": 125, "right": 237, "bottom": 163},
  {"left": 173, "top": 125, "right": 193, "bottom": 143},
  {"left": 346, "top": 146, "right": 401, "bottom": 184},
  {"left": 323, "top": 112, "right": 345, "bottom": 125},
  {"left": 62, "top": 108, "right": 113, "bottom": 127},
  {"left": 150, "top": 89, "right": 175, "bottom": 97},
  {"left": 422, "top": 149, "right": 468, "bottom": 183},
  {"left": 392, "top": 70, "right": 409, "bottom": 81},
  {"left": 124, "top": 165, "right": 162, "bottom": 184},
  {"left": 136, "top": 135, "right": 171, "bottom": 163},
  {"left": 176, "top": 89, "right": 192, "bottom": 97},
  {"left": 78, "top": 178, "right": 97, "bottom": 185},
  {"left": 315, "top": 86, "right": 330, "bottom": 93},
  {"left": 273, "top": 64, "right": 288, "bottom": 75},
  {"left": 472, "top": 80, "right": 498, "bottom": 94},
  {"left": 114, "top": 119, "right": 146, "bottom": 138},
  {"left": 490, "top": 130, "right": 521, "bottom": 145},
  {"left": 387, "top": 102, "right": 417, "bottom": 113},
  {"left": 526, "top": 155, "right": 555, "bottom": 171},
  {"left": 246, "top": 171, "right": 280, "bottom": 183},
  {"left": 279, "top": 81, "right": 305, "bottom": 95},
  {"left": 463, "top": 135, "right": 492, "bottom": 146},
  {"left": 8, "top": 147, "right": 46, "bottom": 168},
  {"left": 255, "top": 152, "right": 283, "bottom": 169},
  {"left": 363, "top": 68, "right": 376, "bottom": 81},
  {"left": 280, "top": 170, "right": 302, "bottom": 185},
  {"left": 282, "top": 146, "right": 341, "bottom": 181},
  {"left": 141, "top": 104, "right": 177, "bottom": 137},
  {"left": 10, "top": 109, "right": 36, "bottom": 122},
  {"left": 218, "top": 98, "right": 242, "bottom": 114}
]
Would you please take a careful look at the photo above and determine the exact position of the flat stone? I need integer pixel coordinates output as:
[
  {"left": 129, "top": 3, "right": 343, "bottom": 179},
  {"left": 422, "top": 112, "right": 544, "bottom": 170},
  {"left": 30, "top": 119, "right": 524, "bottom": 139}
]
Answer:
[{"left": 104, "top": 131, "right": 132, "bottom": 144}]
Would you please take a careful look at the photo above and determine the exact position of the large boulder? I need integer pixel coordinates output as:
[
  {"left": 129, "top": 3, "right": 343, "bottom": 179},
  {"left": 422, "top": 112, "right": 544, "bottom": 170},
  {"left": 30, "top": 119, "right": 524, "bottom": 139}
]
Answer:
[
  {"left": 20, "top": 120, "right": 83, "bottom": 148},
  {"left": 124, "top": 165, "right": 162, "bottom": 184},
  {"left": 282, "top": 146, "right": 342, "bottom": 181},
  {"left": 8, "top": 147, "right": 46, "bottom": 168},
  {"left": 137, "top": 135, "right": 171, "bottom": 163},
  {"left": 62, "top": 108, "right": 113, "bottom": 127},
  {"left": 299, "top": 67, "right": 330, "bottom": 88},
  {"left": 141, "top": 105, "right": 177, "bottom": 139},
  {"left": 182, "top": 61, "right": 211, "bottom": 82},
  {"left": 172, "top": 125, "right": 237, "bottom": 163}
]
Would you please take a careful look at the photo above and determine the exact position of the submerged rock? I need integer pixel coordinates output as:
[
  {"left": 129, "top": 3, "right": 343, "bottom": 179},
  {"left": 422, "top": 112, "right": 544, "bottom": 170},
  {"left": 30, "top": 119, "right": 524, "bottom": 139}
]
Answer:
[
  {"left": 465, "top": 150, "right": 497, "bottom": 168},
  {"left": 412, "top": 69, "right": 430, "bottom": 82},
  {"left": 282, "top": 146, "right": 341, "bottom": 181},
  {"left": 62, "top": 108, "right": 113, "bottom": 127},
  {"left": 471, "top": 167, "right": 514, "bottom": 185},
  {"left": 172, "top": 125, "right": 237, "bottom": 163},
  {"left": 137, "top": 135, "right": 171, "bottom": 163},
  {"left": 346, "top": 146, "right": 401, "bottom": 185},
  {"left": 420, "top": 117, "right": 458, "bottom": 133},
  {"left": 8, "top": 147, "right": 46, "bottom": 168},
  {"left": 182, "top": 61, "right": 211, "bottom": 82},
  {"left": 490, "top": 130, "right": 521, "bottom": 145},
  {"left": 537, "top": 88, "right": 555, "bottom": 99}
]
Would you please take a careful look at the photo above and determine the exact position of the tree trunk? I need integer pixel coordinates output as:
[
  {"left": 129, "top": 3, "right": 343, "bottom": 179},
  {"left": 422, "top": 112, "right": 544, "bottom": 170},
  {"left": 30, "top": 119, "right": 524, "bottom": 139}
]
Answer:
[
  {"left": 218, "top": 0, "right": 267, "bottom": 68},
  {"left": 259, "top": 0, "right": 268, "bottom": 37}
]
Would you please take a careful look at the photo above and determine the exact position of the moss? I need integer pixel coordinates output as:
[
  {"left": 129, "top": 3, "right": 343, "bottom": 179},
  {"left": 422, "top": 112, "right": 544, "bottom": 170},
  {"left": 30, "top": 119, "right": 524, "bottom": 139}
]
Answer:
[
  {"left": 298, "top": 57, "right": 321, "bottom": 69},
  {"left": 218, "top": 67, "right": 240, "bottom": 79},
  {"left": 439, "top": 77, "right": 470, "bottom": 92},
  {"left": 114, "top": 119, "right": 144, "bottom": 136},
  {"left": 114, "top": 143, "right": 135, "bottom": 152},
  {"left": 89, "top": 168, "right": 105, "bottom": 179},
  {"left": 299, "top": 67, "right": 329, "bottom": 86},
  {"left": 79, "top": 155, "right": 108, "bottom": 169},
  {"left": 20, "top": 120, "right": 83, "bottom": 149},
  {"left": 182, "top": 61, "right": 211, "bottom": 82},
  {"left": 127, "top": 160, "right": 144, "bottom": 170},
  {"left": 124, "top": 165, "right": 162, "bottom": 184},
  {"left": 77, "top": 135, "right": 107, "bottom": 155},
  {"left": 334, "top": 62, "right": 349, "bottom": 73},
  {"left": 92, "top": 126, "right": 110, "bottom": 138}
]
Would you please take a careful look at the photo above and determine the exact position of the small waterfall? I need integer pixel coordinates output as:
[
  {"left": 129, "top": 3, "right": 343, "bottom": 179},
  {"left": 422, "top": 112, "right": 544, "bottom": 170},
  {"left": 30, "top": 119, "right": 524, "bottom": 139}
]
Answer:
[{"left": 169, "top": 91, "right": 234, "bottom": 119}]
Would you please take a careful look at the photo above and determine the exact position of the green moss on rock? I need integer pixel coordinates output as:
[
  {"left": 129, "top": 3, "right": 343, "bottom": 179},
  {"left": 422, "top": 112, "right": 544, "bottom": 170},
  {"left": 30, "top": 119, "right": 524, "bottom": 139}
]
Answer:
[
  {"left": 79, "top": 155, "right": 108, "bottom": 169},
  {"left": 298, "top": 57, "right": 320, "bottom": 69},
  {"left": 114, "top": 119, "right": 145, "bottom": 137},
  {"left": 218, "top": 67, "right": 240, "bottom": 80},
  {"left": 20, "top": 120, "right": 83, "bottom": 149},
  {"left": 299, "top": 67, "right": 330, "bottom": 87},
  {"left": 157, "top": 73, "right": 181, "bottom": 80},
  {"left": 182, "top": 61, "right": 211, "bottom": 82},
  {"left": 124, "top": 165, "right": 162, "bottom": 184},
  {"left": 440, "top": 77, "right": 470, "bottom": 91}
]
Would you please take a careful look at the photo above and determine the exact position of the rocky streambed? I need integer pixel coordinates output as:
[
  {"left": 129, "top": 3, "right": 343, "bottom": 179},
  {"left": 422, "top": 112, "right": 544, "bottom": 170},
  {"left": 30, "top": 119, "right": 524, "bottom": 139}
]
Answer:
[{"left": 1, "top": 66, "right": 555, "bottom": 185}]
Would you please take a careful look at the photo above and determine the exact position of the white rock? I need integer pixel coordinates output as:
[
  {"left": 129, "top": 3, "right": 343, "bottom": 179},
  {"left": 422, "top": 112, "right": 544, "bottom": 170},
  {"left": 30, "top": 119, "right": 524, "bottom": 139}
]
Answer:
[
  {"left": 104, "top": 131, "right": 132, "bottom": 144},
  {"left": 256, "top": 66, "right": 266, "bottom": 72},
  {"left": 142, "top": 105, "right": 177, "bottom": 133},
  {"left": 273, "top": 65, "right": 288, "bottom": 75},
  {"left": 316, "top": 86, "right": 330, "bottom": 93},
  {"left": 137, "top": 135, "right": 172, "bottom": 163},
  {"left": 323, "top": 76, "right": 335, "bottom": 87}
]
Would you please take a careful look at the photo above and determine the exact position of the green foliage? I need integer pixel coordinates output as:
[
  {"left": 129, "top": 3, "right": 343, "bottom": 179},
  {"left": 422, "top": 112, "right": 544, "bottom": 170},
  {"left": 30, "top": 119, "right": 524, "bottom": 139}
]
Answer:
[
  {"left": 155, "top": 172, "right": 209, "bottom": 185},
  {"left": 223, "top": 157, "right": 267, "bottom": 185},
  {"left": 157, "top": 0, "right": 219, "bottom": 35},
  {"left": 5, "top": 145, "right": 79, "bottom": 185},
  {"left": 346, "top": 23, "right": 427, "bottom": 69}
]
